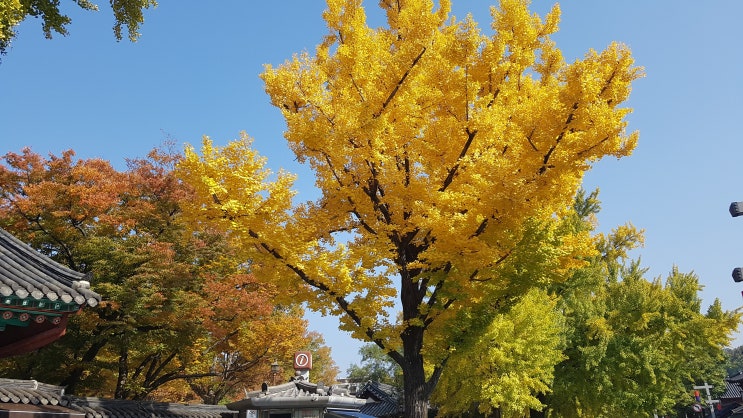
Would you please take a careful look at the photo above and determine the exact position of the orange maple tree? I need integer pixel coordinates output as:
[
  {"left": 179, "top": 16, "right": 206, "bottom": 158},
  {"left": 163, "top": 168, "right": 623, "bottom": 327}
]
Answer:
[{"left": 0, "top": 146, "right": 336, "bottom": 401}]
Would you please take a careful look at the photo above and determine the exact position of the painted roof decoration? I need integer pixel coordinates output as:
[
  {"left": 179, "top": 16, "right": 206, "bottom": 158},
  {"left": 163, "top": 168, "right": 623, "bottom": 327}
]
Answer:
[
  {"left": 0, "top": 379, "right": 236, "bottom": 418},
  {"left": 0, "top": 228, "right": 101, "bottom": 307},
  {"left": 0, "top": 228, "right": 103, "bottom": 356}
]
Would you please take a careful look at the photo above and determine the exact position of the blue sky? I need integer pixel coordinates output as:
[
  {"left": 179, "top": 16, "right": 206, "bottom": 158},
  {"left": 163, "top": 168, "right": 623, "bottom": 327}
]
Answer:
[{"left": 2, "top": 1, "right": 743, "bottom": 375}]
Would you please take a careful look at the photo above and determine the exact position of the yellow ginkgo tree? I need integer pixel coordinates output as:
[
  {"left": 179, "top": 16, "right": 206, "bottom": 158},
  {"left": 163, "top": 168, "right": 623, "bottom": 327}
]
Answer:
[{"left": 177, "top": 0, "right": 642, "bottom": 416}]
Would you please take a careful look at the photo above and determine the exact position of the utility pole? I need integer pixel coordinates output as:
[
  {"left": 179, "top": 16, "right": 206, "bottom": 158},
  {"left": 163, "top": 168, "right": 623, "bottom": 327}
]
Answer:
[
  {"left": 729, "top": 202, "right": 743, "bottom": 291},
  {"left": 693, "top": 382, "right": 719, "bottom": 418}
]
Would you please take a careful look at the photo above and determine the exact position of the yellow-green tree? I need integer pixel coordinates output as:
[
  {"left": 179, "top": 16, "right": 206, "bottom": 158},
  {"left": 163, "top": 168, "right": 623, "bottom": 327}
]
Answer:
[
  {"left": 548, "top": 249, "right": 740, "bottom": 416},
  {"left": 430, "top": 190, "right": 740, "bottom": 417},
  {"left": 430, "top": 190, "right": 595, "bottom": 417},
  {"left": 177, "top": 1, "right": 641, "bottom": 416},
  {"left": 433, "top": 288, "right": 565, "bottom": 418}
]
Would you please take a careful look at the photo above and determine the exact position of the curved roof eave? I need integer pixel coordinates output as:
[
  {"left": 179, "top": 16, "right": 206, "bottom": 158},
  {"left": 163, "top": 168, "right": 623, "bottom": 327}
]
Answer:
[{"left": 228, "top": 395, "right": 367, "bottom": 411}]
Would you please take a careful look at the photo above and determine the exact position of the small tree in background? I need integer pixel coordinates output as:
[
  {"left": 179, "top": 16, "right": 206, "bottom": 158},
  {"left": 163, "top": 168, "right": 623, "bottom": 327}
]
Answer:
[
  {"left": 725, "top": 346, "right": 743, "bottom": 377},
  {"left": 347, "top": 344, "right": 403, "bottom": 391}
]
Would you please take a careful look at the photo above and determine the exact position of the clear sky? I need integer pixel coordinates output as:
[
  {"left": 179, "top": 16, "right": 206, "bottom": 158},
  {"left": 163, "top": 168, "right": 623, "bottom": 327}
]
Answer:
[{"left": 2, "top": 1, "right": 743, "bottom": 376}]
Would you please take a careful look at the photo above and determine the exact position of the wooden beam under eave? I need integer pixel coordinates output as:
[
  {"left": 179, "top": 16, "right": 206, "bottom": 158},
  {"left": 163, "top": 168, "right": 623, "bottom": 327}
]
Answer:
[{"left": 0, "top": 315, "right": 70, "bottom": 358}]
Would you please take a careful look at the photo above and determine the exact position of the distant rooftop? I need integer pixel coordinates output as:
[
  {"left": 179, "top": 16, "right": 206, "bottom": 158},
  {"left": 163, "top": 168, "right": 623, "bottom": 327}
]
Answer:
[{"left": 227, "top": 379, "right": 368, "bottom": 412}]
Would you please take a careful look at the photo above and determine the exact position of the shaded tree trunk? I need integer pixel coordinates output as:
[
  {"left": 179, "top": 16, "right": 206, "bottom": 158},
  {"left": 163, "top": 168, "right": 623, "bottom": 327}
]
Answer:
[
  {"left": 60, "top": 336, "right": 108, "bottom": 394},
  {"left": 400, "top": 325, "right": 438, "bottom": 418},
  {"left": 401, "top": 355, "right": 429, "bottom": 418},
  {"left": 115, "top": 345, "right": 129, "bottom": 399}
]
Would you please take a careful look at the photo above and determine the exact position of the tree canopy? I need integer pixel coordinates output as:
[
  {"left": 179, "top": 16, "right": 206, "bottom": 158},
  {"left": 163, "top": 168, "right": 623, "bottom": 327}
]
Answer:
[
  {"left": 433, "top": 287, "right": 565, "bottom": 418},
  {"left": 431, "top": 190, "right": 740, "bottom": 417},
  {"left": 347, "top": 344, "right": 403, "bottom": 391},
  {"left": 177, "top": 0, "right": 642, "bottom": 416},
  {"left": 549, "top": 260, "right": 739, "bottom": 417},
  {"left": 0, "top": 146, "right": 335, "bottom": 403},
  {"left": 0, "top": 0, "right": 156, "bottom": 57}
]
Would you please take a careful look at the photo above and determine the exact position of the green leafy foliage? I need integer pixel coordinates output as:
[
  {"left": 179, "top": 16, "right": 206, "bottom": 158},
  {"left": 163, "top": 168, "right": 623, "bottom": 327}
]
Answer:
[
  {"left": 433, "top": 289, "right": 565, "bottom": 418},
  {"left": 429, "top": 191, "right": 740, "bottom": 418},
  {"left": 347, "top": 344, "right": 403, "bottom": 391},
  {"left": 0, "top": 0, "right": 157, "bottom": 57},
  {"left": 725, "top": 345, "right": 743, "bottom": 377},
  {"left": 545, "top": 194, "right": 740, "bottom": 417}
]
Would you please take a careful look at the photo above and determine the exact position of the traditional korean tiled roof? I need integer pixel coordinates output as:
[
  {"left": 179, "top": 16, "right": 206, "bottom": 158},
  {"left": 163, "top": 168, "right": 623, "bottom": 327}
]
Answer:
[
  {"left": 354, "top": 382, "right": 400, "bottom": 418},
  {"left": 0, "top": 228, "right": 101, "bottom": 309},
  {"left": 724, "top": 375, "right": 743, "bottom": 400},
  {"left": 227, "top": 380, "right": 368, "bottom": 411},
  {"left": 0, "top": 228, "right": 104, "bottom": 355},
  {"left": 0, "top": 379, "right": 235, "bottom": 418},
  {"left": 70, "top": 398, "right": 235, "bottom": 418},
  {"left": 0, "top": 378, "right": 66, "bottom": 405}
]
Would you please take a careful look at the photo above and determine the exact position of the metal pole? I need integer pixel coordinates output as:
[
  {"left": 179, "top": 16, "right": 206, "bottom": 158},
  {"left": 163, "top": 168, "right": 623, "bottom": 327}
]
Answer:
[{"left": 693, "top": 383, "right": 717, "bottom": 418}]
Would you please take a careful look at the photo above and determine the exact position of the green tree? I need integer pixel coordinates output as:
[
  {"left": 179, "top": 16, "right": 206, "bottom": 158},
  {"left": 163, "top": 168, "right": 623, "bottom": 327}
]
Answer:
[
  {"left": 429, "top": 190, "right": 739, "bottom": 418},
  {"left": 177, "top": 0, "right": 641, "bottom": 416},
  {"left": 725, "top": 346, "right": 743, "bottom": 377},
  {"left": 544, "top": 193, "right": 740, "bottom": 417},
  {"left": 430, "top": 191, "right": 597, "bottom": 417},
  {"left": 347, "top": 344, "right": 403, "bottom": 391},
  {"left": 0, "top": 0, "right": 156, "bottom": 57}
]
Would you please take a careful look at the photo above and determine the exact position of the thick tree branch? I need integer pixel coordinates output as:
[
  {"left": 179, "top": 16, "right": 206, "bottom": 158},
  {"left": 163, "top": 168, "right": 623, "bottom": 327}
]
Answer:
[
  {"left": 525, "top": 127, "right": 538, "bottom": 152},
  {"left": 439, "top": 127, "right": 478, "bottom": 192},
  {"left": 351, "top": 74, "right": 366, "bottom": 102},
  {"left": 467, "top": 250, "right": 512, "bottom": 282},
  {"left": 573, "top": 71, "right": 622, "bottom": 158},
  {"left": 362, "top": 161, "right": 392, "bottom": 225},
  {"left": 424, "top": 362, "right": 446, "bottom": 400},
  {"left": 422, "top": 277, "right": 455, "bottom": 329},
  {"left": 246, "top": 228, "right": 384, "bottom": 353}
]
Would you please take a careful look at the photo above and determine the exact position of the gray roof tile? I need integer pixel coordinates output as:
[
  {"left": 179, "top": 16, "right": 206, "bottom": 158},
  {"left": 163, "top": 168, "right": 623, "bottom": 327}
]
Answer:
[
  {"left": 726, "top": 375, "right": 743, "bottom": 400},
  {"left": 0, "top": 228, "right": 100, "bottom": 308},
  {"left": 228, "top": 380, "right": 368, "bottom": 412},
  {"left": 0, "top": 379, "right": 234, "bottom": 418}
]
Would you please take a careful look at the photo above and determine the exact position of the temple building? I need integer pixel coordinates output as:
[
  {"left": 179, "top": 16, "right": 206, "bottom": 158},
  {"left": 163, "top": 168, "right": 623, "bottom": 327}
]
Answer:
[
  {"left": 227, "top": 380, "right": 371, "bottom": 418},
  {"left": 0, "top": 229, "right": 381, "bottom": 418},
  {"left": 0, "top": 227, "right": 101, "bottom": 357},
  {"left": 227, "top": 352, "right": 376, "bottom": 418}
]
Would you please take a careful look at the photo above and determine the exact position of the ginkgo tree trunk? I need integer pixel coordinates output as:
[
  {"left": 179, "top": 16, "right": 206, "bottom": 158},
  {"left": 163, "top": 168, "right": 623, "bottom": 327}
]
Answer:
[{"left": 177, "top": 0, "right": 642, "bottom": 416}]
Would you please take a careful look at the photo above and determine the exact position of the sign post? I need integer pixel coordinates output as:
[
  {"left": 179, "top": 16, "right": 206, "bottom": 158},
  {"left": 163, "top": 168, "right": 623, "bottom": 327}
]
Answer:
[
  {"left": 293, "top": 351, "right": 312, "bottom": 381},
  {"left": 693, "top": 383, "right": 719, "bottom": 418}
]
